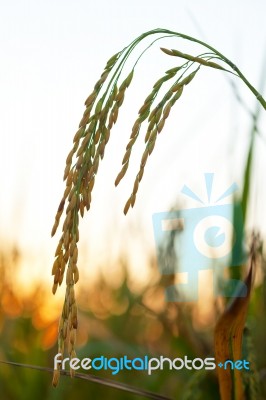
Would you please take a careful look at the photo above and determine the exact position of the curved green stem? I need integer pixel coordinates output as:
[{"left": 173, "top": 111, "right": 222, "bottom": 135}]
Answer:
[{"left": 124, "top": 28, "right": 266, "bottom": 110}]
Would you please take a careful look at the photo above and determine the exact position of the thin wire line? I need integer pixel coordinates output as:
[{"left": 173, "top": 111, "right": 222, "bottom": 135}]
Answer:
[{"left": 0, "top": 360, "right": 172, "bottom": 400}]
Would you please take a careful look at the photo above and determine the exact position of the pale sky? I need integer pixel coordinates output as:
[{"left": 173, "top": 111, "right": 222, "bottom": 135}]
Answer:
[{"left": 0, "top": 0, "right": 265, "bottom": 288}]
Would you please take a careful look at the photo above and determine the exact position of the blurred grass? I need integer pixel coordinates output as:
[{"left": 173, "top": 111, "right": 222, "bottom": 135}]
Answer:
[{"left": 0, "top": 240, "right": 265, "bottom": 399}]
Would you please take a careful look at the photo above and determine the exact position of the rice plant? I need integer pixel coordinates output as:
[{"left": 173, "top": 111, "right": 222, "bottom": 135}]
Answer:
[{"left": 50, "top": 28, "right": 266, "bottom": 394}]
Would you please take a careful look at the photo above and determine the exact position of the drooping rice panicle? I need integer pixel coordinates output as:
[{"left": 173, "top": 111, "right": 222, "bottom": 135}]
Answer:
[
  {"left": 51, "top": 28, "right": 266, "bottom": 386},
  {"left": 122, "top": 67, "right": 199, "bottom": 214}
]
